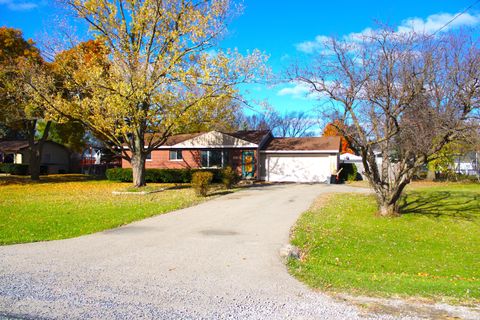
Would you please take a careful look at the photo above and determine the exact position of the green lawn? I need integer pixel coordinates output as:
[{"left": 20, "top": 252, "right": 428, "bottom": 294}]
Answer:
[
  {"left": 289, "top": 182, "right": 480, "bottom": 302},
  {"left": 0, "top": 174, "right": 223, "bottom": 245}
]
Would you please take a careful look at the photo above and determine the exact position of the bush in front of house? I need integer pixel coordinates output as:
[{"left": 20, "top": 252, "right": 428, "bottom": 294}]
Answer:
[
  {"left": 106, "top": 168, "right": 133, "bottom": 182},
  {"left": 0, "top": 163, "right": 29, "bottom": 175},
  {"left": 106, "top": 168, "right": 223, "bottom": 183},
  {"left": 220, "top": 166, "right": 240, "bottom": 189},
  {"left": 339, "top": 163, "right": 359, "bottom": 182},
  {"left": 191, "top": 171, "right": 213, "bottom": 196}
]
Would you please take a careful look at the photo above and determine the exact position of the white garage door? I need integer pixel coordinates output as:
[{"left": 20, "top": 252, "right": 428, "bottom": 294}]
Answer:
[{"left": 266, "top": 154, "right": 332, "bottom": 183}]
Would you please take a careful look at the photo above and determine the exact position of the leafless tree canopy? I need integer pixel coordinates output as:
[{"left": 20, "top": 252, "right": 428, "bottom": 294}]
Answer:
[
  {"left": 290, "top": 28, "right": 480, "bottom": 216},
  {"left": 240, "top": 110, "right": 316, "bottom": 137}
]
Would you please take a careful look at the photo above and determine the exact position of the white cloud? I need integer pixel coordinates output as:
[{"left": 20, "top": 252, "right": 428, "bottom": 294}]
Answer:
[
  {"left": 277, "top": 81, "right": 329, "bottom": 100},
  {"left": 0, "top": 0, "right": 40, "bottom": 11},
  {"left": 296, "top": 12, "right": 480, "bottom": 54},
  {"left": 397, "top": 12, "right": 480, "bottom": 34},
  {"left": 295, "top": 35, "right": 330, "bottom": 53},
  {"left": 277, "top": 82, "right": 311, "bottom": 99}
]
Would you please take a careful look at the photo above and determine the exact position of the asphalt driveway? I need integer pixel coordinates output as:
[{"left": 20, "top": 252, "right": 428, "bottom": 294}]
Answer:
[{"left": 0, "top": 184, "right": 392, "bottom": 319}]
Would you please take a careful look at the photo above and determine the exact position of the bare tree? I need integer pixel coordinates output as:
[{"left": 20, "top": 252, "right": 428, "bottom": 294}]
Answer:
[
  {"left": 274, "top": 111, "right": 316, "bottom": 137},
  {"left": 290, "top": 28, "right": 480, "bottom": 216},
  {"left": 240, "top": 113, "right": 273, "bottom": 131},
  {"left": 240, "top": 109, "right": 316, "bottom": 137}
]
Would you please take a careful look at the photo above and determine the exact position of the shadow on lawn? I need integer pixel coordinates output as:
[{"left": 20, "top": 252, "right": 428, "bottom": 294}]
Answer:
[{"left": 399, "top": 191, "right": 480, "bottom": 221}]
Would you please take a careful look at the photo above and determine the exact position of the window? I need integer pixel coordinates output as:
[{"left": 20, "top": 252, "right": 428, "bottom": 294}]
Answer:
[
  {"left": 146, "top": 152, "right": 152, "bottom": 160},
  {"left": 169, "top": 150, "right": 183, "bottom": 161},
  {"left": 200, "top": 150, "right": 228, "bottom": 168}
]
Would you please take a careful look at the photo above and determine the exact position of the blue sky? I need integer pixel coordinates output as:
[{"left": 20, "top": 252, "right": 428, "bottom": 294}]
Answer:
[{"left": 1, "top": 0, "right": 480, "bottom": 117}]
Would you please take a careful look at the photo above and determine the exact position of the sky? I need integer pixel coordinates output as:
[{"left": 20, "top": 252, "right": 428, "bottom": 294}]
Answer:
[{"left": 1, "top": 0, "right": 480, "bottom": 118}]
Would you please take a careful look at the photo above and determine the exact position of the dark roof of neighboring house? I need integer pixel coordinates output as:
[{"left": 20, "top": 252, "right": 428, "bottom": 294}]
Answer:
[
  {"left": 265, "top": 136, "right": 341, "bottom": 151},
  {"left": 0, "top": 140, "right": 69, "bottom": 152},
  {"left": 227, "top": 130, "right": 271, "bottom": 144},
  {"left": 0, "top": 140, "right": 29, "bottom": 152}
]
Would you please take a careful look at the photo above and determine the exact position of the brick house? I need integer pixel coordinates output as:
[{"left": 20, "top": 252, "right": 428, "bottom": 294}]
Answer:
[{"left": 122, "top": 130, "right": 341, "bottom": 183}]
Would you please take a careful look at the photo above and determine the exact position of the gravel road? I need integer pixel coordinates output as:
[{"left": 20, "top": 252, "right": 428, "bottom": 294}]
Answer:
[{"left": 0, "top": 184, "right": 467, "bottom": 319}]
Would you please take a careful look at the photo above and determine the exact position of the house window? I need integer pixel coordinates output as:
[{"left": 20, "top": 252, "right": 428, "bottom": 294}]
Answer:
[
  {"left": 169, "top": 150, "right": 183, "bottom": 161},
  {"left": 146, "top": 152, "right": 152, "bottom": 161},
  {"left": 201, "top": 150, "right": 228, "bottom": 168}
]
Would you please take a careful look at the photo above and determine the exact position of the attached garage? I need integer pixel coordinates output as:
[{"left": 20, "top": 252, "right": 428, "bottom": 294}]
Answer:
[{"left": 261, "top": 137, "right": 341, "bottom": 183}]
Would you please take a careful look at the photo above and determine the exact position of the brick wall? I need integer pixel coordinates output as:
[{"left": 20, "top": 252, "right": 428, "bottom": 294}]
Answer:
[{"left": 121, "top": 148, "right": 259, "bottom": 178}]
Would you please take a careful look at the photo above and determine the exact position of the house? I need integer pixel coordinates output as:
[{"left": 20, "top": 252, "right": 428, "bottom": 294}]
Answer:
[
  {"left": 0, "top": 140, "right": 71, "bottom": 174},
  {"left": 121, "top": 130, "right": 341, "bottom": 183},
  {"left": 453, "top": 151, "right": 479, "bottom": 176}
]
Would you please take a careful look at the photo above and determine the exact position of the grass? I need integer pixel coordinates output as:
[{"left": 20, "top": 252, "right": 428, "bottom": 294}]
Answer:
[
  {"left": 289, "top": 182, "right": 480, "bottom": 303},
  {"left": 0, "top": 174, "right": 228, "bottom": 245}
]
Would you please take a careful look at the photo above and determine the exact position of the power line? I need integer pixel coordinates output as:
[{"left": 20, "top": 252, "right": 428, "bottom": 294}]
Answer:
[{"left": 430, "top": 0, "right": 480, "bottom": 37}]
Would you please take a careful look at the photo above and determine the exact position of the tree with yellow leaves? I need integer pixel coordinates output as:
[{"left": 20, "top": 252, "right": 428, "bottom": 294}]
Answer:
[{"left": 36, "top": 0, "right": 267, "bottom": 187}]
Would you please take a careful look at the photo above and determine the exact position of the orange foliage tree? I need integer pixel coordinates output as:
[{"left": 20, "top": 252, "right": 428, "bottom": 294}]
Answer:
[{"left": 322, "top": 120, "right": 354, "bottom": 154}]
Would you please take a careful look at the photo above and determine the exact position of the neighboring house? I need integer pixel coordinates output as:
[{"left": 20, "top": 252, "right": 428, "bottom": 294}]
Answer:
[
  {"left": 0, "top": 140, "right": 71, "bottom": 174},
  {"left": 121, "top": 130, "right": 341, "bottom": 183},
  {"left": 78, "top": 146, "right": 122, "bottom": 175},
  {"left": 340, "top": 152, "right": 365, "bottom": 179},
  {"left": 453, "top": 151, "right": 479, "bottom": 176}
]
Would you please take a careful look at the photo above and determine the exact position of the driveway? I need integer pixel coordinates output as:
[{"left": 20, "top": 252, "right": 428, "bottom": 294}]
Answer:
[{"left": 0, "top": 184, "right": 394, "bottom": 319}]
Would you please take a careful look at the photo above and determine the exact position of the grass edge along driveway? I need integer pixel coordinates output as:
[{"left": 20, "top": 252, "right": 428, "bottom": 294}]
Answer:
[
  {"left": 0, "top": 175, "right": 229, "bottom": 245},
  {"left": 288, "top": 183, "right": 480, "bottom": 303}
]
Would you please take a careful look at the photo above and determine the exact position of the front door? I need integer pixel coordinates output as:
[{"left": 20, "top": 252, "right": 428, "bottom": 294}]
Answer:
[{"left": 242, "top": 151, "right": 255, "bottom": 178}]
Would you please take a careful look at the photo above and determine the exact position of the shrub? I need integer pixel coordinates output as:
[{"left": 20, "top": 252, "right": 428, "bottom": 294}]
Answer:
[
  {"left": 339, "top": 163, "right": 358, "bottom": 182},
  {"left": 0, "top": 163, "right": 29, "bottom": 175},
  {"left": 220, "top": 166, "right": 239, "bottom": 189},
  {"left": 105, "top": 168, "right": 222, "bottom": 184},
  {"left": 191, "top": 171, "right": 213, "bottom": 197},
  {"left": 40, "top": 166, "right": 49, "bottom": 175},
  {"left": 106, "top": 168, "right": 133, "bottom": 182}
]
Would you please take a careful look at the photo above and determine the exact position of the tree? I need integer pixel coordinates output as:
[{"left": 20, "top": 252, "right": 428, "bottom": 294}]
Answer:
[
  {"left": 274, "top": 111, "right": 316, "bottom": 137},
  {"left": 322, "top": 120, "right": 355, "bottom": 154},
  {"left": 0, "top": 27, "right": 54, "bottom": 180},
  {"left": 240, "top": 109, "right": 316, "bottom": 137},
  {"left": 240, "top": 113, "right": 275, "bottom": 131},
  {"left": 174, "top": 96, "right": 241, "bottom": 133},
  {"left": 36, "top": 120, "right": 88, "bottom": 153},
  {"left": 40, "top": 0, "right": 267, "bottom": 187},
  {"left": 291, "top": 28, "right": 480, "bottom": 216}
]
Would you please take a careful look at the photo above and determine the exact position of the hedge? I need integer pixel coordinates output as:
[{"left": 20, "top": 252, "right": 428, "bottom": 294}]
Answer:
[
  {"left": 339, "top": 163, "right": 359, "bottom": 182},
  {"left": 0, "top": 164, "right": 50, "bottom": 175},
  {"left": 105, "top": 168, "right": 223, "bottom": 183},
  {"left": 0, "top": 163, "right": 29, "bottom": 175}
]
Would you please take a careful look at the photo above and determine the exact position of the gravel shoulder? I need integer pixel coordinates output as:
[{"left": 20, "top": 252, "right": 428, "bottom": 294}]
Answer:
[{"left": 0, "top": 184, "right": 475, "bottom": 319}]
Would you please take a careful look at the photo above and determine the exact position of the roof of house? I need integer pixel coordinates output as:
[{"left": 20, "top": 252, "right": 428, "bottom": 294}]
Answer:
[
  {"left": 264, "top": 136, "right": 341, "bottom": 151},
  {"left": 144, "top": 130, "right": 271, "bottom": 147},
  {"left": 0, "top": 140, "right": 69, "bottom": 152},
  {"left": 227, "top": 130, "right": 271, "bottom": 145},
  {"left": 0, "top": 140, "right": 29, "bottom": 152},
  {"left": 162, "top": 133, "right": 204, "bottom": 146}
]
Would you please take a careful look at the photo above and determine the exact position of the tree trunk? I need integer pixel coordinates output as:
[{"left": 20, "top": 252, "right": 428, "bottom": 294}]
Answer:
[
  {"left": 129, "top": 130, "right": 147, "bottom": 187},
  {"left": 26, "top": 120, "right": 51, "bottom": 181},
  {"left": 426, "top": 169, "right": 435, "bottom": 181},
  {"left": 131, "top": 152, "right": 146, "bottom": 187},
  {"left": 378, "top": 200, "right": 400, "bottom": 217},
  {"left": 29, "top": 146, "right": 41, "bottom": 180}
]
